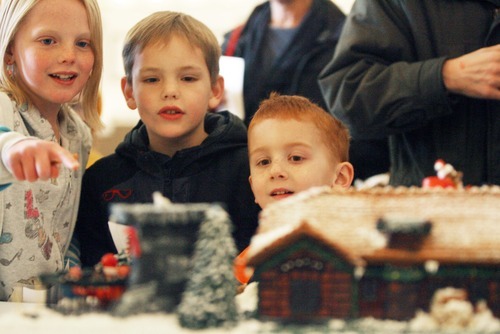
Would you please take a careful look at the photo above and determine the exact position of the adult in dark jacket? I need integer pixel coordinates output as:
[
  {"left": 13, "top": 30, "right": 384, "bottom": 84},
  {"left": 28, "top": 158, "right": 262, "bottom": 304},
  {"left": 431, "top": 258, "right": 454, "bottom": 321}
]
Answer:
[
  {"left": 76, "top": 112, "right": 260, "bottom": 267},
  {"left": 319, "top": 0, "right": 500, "bottom": 186},
  {"left": 222, "top": 0, "right": 390, "bottom": 181}
]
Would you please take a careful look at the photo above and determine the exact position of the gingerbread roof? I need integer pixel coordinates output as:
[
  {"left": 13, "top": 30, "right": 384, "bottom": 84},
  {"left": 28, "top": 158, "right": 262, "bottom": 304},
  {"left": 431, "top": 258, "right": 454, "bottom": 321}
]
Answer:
[{"left": 246, "top": 186, "right": 500, "bottom": 267}]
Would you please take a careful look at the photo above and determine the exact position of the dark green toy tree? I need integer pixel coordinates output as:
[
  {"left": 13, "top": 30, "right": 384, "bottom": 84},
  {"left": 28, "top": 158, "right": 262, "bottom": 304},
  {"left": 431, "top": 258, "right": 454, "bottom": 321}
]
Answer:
[{"left": 177, "top": 205, "right": 239, "bottom": 329}]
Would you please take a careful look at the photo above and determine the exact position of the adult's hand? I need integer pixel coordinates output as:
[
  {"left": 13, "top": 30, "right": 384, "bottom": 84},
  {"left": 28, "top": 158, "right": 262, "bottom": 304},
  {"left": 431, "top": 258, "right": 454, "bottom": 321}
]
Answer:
[{"left": 443, "top": 44, "right": 500, "bottom": 100}]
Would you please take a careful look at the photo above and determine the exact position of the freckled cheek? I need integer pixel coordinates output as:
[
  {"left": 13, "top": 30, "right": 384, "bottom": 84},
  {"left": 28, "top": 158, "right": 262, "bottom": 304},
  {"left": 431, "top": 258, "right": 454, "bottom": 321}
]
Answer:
[
  {"left": 81, "top": 55, "right": 95, "bottom": 77},
  {"left": 17, "top": 57, "right": 42, "bottom": 87},
  {"left": 304, "top": 171, "right": 334, "bottom": 188},
  {"left": 17, "top": 52, "right": 39, "bottom": 76},
  {"left": 298, "top": 172, "right": 322, "bottom": 186}
]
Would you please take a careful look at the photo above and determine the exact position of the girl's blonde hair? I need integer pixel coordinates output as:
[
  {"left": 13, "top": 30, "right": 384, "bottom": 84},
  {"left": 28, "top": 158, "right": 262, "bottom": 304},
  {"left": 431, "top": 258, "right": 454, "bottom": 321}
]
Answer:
[
  {"left": 122, "top": 11, "right": 221, "bottom": 86},
  {"left": 0, "top": 0, "right": 103, "bottom": 131},
  {"left": 249, "top": 93, "right": 351, "bottom": 162}
]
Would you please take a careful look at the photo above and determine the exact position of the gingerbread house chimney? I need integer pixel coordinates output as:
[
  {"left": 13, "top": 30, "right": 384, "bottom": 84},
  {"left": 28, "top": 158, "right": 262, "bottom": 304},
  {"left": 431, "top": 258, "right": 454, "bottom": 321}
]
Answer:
[{"left": 376, "top": 217, "right": 432, "bottom": 250}]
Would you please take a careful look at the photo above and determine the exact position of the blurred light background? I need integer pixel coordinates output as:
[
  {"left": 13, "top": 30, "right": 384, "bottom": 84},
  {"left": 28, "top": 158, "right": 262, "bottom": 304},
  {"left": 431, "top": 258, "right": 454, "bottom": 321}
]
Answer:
[{"left": 95, "top": 0, "right": 354, "bottom": 154}]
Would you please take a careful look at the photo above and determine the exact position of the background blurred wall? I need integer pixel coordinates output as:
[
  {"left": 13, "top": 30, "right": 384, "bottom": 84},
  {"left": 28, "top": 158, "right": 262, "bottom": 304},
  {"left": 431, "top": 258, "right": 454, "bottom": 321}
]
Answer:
[{"left": 95, "top": 0, "right": 354, "bottom": 155}]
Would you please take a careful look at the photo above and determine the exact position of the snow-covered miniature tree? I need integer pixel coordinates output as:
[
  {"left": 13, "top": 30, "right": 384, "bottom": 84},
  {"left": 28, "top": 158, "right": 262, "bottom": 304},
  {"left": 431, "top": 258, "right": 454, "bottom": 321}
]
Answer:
[{"left": 177, "top": 205, "right": 239, "bottom": 329}]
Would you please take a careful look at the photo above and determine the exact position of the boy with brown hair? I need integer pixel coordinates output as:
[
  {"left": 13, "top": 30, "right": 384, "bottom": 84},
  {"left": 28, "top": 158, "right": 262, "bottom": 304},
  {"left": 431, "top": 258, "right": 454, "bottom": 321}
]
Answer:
[{"left": 75, "top": 11, "right": 260, "bottom": 267}]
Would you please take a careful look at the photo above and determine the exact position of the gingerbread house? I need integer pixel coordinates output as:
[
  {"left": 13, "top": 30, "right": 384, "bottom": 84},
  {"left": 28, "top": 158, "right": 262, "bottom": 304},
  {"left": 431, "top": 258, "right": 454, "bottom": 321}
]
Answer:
[{"left": 246, "top": 186, "right": 500, "bottom": 322}]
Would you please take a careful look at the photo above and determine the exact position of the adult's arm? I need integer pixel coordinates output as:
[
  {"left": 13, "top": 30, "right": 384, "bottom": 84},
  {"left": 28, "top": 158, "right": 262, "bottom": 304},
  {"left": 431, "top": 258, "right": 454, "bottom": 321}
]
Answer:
[{"left": 319, "top": 0, "right": 452, "bottom": 140}]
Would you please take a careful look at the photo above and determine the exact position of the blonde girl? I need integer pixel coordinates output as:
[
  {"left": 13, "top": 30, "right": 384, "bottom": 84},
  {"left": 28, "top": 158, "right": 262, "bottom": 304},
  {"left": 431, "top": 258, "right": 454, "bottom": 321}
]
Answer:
[{"left": 0, "top": 0, "right": 103, "bottom": 301}]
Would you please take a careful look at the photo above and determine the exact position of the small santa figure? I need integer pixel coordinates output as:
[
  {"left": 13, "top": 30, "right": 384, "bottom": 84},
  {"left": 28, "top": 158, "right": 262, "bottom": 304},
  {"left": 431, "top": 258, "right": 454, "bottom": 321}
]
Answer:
[{"left": 422, "top": 159, "right": 463, "bottom": 189}]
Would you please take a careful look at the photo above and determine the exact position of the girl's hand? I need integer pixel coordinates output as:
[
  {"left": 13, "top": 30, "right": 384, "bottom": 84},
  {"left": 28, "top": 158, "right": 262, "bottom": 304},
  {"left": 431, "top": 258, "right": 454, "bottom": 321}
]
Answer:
[{"left": 5, "top": 139, "right": 79, "bottom": 182}]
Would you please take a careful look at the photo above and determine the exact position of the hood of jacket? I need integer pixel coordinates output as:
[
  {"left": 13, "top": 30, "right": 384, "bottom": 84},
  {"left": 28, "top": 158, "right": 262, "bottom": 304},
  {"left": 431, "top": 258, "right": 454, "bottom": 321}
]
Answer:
[{"left": 115, "top": 111, "right": 247, "bottom": 176}]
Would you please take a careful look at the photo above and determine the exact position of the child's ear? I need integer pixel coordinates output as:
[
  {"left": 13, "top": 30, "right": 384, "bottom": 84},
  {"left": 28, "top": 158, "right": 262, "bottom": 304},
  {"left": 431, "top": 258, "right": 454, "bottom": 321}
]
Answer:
[
  {"left": 4, "top": 44, "right": 14, "bottom": 65},
  {"left": 333, "top": 162, "right": 354, "bottom": 189},
  {"left": 208, "top": 75, "right": 225, "bottom": 110},
  {"left": 121, "top": 76, "right": 137, "bottom": 110}
]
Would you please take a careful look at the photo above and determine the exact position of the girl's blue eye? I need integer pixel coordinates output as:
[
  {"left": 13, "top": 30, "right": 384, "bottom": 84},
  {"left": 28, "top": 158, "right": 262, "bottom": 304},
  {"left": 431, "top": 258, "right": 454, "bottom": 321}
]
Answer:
[{"left": 76, "top": 41, "right": 90, "bottom": 48}]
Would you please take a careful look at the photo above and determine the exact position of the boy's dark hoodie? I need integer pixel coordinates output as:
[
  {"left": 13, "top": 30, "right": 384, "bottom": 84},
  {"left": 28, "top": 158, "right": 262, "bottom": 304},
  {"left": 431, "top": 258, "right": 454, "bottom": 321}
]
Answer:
[{"left": 76, "top": 111, "right": 260, "bottom": 267}]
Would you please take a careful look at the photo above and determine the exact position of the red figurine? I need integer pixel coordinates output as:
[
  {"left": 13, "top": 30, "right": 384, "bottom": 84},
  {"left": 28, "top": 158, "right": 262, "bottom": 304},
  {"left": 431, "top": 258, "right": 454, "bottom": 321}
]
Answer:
[{"left": 422, "top": 159, "right": 463, "bottom": 189}]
